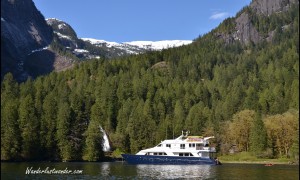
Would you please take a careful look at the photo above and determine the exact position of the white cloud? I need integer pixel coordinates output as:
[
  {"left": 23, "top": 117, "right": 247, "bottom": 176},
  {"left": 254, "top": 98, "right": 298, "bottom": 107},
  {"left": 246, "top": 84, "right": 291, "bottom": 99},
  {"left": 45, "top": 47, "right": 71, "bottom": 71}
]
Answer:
[{"left": 209, "top": 12, "right": 229, "bottom": 20}]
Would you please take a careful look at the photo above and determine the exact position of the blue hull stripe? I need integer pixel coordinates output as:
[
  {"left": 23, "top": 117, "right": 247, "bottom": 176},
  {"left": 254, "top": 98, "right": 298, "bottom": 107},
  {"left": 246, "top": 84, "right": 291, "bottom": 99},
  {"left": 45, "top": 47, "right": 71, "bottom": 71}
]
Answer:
[{"left": 121, "top": 154, "right": 217, "bottom": 165}]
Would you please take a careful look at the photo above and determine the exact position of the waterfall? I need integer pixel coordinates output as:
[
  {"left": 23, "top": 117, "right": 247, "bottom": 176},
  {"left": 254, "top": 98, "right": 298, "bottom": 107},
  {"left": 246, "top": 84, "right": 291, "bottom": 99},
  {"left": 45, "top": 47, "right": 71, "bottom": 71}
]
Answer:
[{"left": 99, "top": 126, "right": 111, "bottom": 152}]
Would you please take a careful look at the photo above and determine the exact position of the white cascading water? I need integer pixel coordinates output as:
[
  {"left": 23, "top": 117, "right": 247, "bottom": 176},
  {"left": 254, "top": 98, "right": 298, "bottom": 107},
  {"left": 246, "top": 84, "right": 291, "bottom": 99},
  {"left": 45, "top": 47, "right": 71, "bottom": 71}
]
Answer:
[{"left": 99, "top": 126, "right": 111, "bottom": 152}]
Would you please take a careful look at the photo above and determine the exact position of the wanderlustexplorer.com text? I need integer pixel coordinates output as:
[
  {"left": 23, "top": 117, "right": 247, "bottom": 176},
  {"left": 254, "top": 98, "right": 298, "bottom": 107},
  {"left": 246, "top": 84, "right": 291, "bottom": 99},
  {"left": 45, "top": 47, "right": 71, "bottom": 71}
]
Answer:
[{"left": 25, "top": 167, "right": 83, "bottom": 175}]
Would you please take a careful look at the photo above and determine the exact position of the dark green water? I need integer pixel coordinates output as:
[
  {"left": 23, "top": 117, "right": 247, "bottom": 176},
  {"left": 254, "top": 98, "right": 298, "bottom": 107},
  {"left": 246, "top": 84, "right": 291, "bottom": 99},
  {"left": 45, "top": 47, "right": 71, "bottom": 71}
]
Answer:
[{"left": 1, "top": 162, "right": 299, "bottom": 179}]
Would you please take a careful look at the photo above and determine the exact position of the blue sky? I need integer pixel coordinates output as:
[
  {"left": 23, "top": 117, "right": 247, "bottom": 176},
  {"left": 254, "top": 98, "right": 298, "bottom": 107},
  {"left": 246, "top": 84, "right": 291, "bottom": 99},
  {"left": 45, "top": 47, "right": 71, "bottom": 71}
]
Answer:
[{"left": 33, "top": 0, "right": 251, "bottom": 42}]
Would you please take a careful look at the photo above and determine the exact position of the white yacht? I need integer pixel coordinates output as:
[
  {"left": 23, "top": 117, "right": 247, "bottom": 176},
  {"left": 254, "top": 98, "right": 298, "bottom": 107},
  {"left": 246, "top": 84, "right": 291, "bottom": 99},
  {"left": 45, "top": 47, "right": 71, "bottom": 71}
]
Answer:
[{"left": 122, "top": 131, "right": 221, "bottom": 165}]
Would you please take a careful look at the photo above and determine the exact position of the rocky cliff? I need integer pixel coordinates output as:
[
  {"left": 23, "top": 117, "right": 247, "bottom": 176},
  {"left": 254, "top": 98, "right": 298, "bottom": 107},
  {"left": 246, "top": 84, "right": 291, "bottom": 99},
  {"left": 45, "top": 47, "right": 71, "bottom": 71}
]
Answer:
[
  {"left": 47, "top": 18, "right": 78, "bottom": 48},
  {"left": 1, "top": 0, "right": 53, "bottom": 80},
  {"left": 46, "top": 18, "right": 105, "bottom": 60},
  {"left": 250, "top": 0, "right": 298, "bottom": 16},
  {"left": 214, "top": 0, "right": 298, "bottom": 45}
]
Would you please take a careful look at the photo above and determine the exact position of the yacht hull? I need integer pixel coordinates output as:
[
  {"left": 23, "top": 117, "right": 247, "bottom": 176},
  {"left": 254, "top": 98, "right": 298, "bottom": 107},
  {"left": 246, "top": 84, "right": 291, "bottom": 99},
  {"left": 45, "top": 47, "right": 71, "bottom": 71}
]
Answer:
[{"left": 121, "top": 154, "right": 218, "bottom": 165}]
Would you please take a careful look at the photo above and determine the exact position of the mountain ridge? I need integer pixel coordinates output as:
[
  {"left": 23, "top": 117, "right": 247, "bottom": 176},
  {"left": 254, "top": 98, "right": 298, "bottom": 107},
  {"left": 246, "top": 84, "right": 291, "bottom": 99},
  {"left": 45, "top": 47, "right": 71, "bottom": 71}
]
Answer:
[
  {"left": 1, "top": 0, "right": 298, "bottom": 81},
  {"left": 46, "top": 18, "right": 192, "bottom": 59}
]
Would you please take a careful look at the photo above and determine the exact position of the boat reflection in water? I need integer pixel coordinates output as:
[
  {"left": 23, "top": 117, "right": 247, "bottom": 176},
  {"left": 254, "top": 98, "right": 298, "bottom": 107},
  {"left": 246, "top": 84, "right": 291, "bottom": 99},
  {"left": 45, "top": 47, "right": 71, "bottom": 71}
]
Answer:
[
  {"left": 136, "top": 164, "right": 212, "bottom": 179},
  {"left": 98, "top": 162, "right": 212, "bottom": 179}
]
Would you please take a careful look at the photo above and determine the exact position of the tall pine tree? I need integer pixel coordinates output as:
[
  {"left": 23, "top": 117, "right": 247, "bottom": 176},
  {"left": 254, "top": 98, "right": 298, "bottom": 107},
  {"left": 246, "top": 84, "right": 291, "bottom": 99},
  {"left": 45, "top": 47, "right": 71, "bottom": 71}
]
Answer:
[
  {"left": 18, "top": 95, "right": 39, "bottom": 160},
  {"left": 249, "top": 111, "right": 268, "bottom": 156}
]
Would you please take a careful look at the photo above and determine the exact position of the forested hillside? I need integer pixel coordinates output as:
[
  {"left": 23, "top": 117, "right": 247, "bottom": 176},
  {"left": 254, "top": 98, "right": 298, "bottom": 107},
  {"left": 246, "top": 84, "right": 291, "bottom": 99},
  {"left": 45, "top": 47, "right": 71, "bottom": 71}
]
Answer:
[{"left": 1, "top": 2, "right": 298, "bottom": 162}]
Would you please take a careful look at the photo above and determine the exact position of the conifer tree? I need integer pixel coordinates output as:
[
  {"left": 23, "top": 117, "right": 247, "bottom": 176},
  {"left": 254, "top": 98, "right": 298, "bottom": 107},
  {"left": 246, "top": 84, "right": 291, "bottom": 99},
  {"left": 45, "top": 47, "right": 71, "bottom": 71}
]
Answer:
[
  {"left": 40, "top": 92, "right": 57, "bottom": 159},
  {"left": 249, "top": 111, "right": 268, "bottom": 156},
  {"left": 1, "top": 73, "right": 20, "bottom": 160},
  {"left": 56, "top": 102, "right": 72, "bottom": 161},
  {"left": 174, "top": 100, "right": 185, "bottom": 136},
  {"left": 83, "top": 120, "right": 103, "bottom": 161},
  {"left": 18, "top": 95, "right": 39, "bottom": 160},
  {"left": 1, "top": 99, "right": 20, "bottom": 160}
]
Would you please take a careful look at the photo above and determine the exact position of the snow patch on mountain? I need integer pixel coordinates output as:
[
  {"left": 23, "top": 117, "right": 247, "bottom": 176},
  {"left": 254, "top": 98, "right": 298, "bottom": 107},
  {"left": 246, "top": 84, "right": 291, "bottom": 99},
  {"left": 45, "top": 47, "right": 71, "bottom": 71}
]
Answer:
[
  {"left": 58, "top": 23, "right": 67, "bottom": 30},
  {"left": 81, "top": 38, "right": 120, "bottom": 47},
  {"left": 74, "top": 48, "right": 89, "bottom": 53},
  {"left": 28, "top": 46, "right": 49, "bottom": 55},
  {"left": 81, "top": 38, "right": 193, "bottom": 54},
  {"left": 54, "top": 31, "right": 72, "bottom": 40},
  {"left": 125, "top": 40, "right": 193, "bottom": 50}
]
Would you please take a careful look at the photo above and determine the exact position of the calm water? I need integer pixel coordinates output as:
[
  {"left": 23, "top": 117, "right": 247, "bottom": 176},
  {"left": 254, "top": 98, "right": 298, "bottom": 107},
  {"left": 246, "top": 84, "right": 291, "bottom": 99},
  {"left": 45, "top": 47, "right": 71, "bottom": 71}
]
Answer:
[{"left": 1, "top": 162, "right": 299, "bottom": 180}]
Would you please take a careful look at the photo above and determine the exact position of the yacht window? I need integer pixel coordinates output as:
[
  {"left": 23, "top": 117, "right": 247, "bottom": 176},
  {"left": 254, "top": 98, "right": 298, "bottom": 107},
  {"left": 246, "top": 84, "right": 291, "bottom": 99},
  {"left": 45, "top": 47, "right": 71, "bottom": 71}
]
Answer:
[
  {"left": 164, "top": 153, "right": 167, "bottom": 155},
  {"left": 196, "top": 143, "right": 204, "bottom": 150},
  {"left": 157, "top": 144, "right": 162, "bottom": 147},
  {"left": 178, "top": 153, "right": 194, "bottom": 156},
  {"left": 159, "top": 153, "right": 163, "bottom": 155},
  {"left": 189, "top": 143, "right": 195, "bottom": 148},
  {"left": 166, "top": 144, "right": 171, "bottom": 148},
  {"left": 180, "top": 144, "right": 185, "bottom": 149},
  {"left": 154, "top": 153, "right": 157, "bottom": 155}
]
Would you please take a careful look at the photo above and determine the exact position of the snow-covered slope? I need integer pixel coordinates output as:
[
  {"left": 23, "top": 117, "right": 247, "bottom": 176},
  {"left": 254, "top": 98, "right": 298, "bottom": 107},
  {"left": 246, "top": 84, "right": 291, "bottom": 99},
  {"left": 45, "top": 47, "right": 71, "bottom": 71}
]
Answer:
[
  {"left": 125, "top": 40, "right": 193, "bottom": 50},
  {"left": 81, "top": 38, "right": 193, "bottom": 54},
  {"left": 81, "top": 38, "right": 120, "bottom": 48}
]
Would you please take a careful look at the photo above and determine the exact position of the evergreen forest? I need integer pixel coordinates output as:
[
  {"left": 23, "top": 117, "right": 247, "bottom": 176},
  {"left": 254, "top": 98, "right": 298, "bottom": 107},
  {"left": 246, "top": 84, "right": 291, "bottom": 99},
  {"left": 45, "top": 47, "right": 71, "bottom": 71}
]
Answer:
[{"left": 1, "top": 4, "right": 299, "bottom": 162}]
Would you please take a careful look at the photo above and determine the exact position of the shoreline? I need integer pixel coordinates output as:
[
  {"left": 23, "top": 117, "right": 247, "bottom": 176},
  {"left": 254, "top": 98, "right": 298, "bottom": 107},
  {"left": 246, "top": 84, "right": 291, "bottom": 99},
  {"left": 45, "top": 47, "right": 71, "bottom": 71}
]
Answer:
[
  {"left": 1, "top": 158, "right": 298, "bottom": 165},
  {"left": 1, "top": 161, "right": 297, "bottom": 165},
  {"left": 219, "top": 160, "right": 298, "bottom": 165}
]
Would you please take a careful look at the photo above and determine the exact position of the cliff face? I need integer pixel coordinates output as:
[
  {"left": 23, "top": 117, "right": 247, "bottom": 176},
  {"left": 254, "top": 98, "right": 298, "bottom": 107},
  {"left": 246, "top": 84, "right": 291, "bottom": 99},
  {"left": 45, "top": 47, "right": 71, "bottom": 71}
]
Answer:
[
  {"left": 1, "top": 0, "right": 53, "bottom": 80},
  {"left": 234, "top": 11, "right": 262, "bottom": 45},
  {"left": 250, "top": 0, "right": 298, "bottom": 16},
  {"left": 215, "top": 0, "right": 298, "bottom": 45},
  {"left": 45, "top": 18, "right": 107, "bottom": 60}
]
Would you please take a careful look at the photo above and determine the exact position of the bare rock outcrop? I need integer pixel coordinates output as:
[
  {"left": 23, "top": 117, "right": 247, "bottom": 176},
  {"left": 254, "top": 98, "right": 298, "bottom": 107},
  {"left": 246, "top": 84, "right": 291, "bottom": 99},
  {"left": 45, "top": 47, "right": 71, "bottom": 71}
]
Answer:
[
  {"left": 234, "top": 12, "right": 262, "bottom": 45},
  {"left": 215, "top": 0, "right": 298, "bottom": 46},
  {"left": 250, "top": 0, "right": 298, "bottom": 16},
  {"left": 1, "top": 0, "right": 53, "bottom": 80}
]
